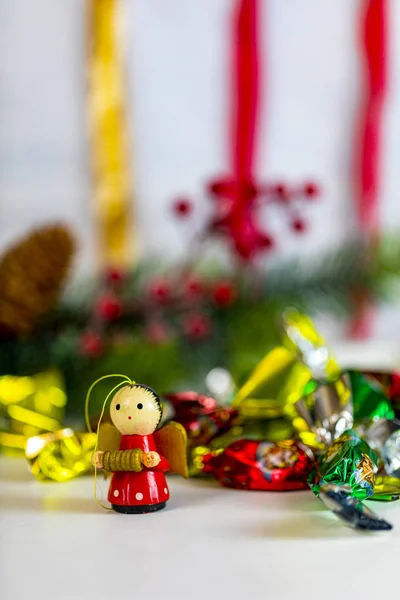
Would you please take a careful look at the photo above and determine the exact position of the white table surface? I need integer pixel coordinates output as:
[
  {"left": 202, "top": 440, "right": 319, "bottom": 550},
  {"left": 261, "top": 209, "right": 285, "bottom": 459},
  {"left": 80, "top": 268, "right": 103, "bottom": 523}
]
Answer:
[
  {"left": 2, "top": 340, "right": 400, "bottom": 600},
  {"left": 1, "top": 454, "right": 400, "bottom": 600}
]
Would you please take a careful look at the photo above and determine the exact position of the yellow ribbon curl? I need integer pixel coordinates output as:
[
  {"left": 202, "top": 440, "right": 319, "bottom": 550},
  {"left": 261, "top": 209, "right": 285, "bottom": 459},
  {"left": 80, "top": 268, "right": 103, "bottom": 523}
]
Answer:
[
  {"left": 88, "top": 0, "right": 136, "bottom": 267},
  {"left": 0, "top": 371, "right": 66, "bottom": 455},
  {"left": 25, "top": 428, "right": 96, "bottom": 482}
]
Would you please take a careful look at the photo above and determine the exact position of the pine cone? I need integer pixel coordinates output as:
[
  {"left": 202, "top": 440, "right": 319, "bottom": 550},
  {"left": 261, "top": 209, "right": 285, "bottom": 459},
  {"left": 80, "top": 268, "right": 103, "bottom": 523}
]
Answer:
[{"left": 0, "top": 224, "right": 75, "bottom": 337}]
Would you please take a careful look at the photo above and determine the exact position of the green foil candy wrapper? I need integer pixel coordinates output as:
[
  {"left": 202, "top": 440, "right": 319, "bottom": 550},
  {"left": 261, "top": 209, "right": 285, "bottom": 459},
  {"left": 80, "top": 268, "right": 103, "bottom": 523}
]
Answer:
[
  {"left": 310, "top": 430, "right": 378, "bottom": 500},
  {"left": 294, "top": 368, "right": 395, "bottom": 529},
  {"left": 349, "top": 371, "right": 395, "bottom": 421}
]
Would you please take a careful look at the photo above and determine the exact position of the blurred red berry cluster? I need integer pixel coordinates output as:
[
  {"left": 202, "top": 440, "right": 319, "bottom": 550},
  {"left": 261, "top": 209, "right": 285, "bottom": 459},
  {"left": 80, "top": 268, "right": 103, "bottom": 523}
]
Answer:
[
  {"left": 80, "top": 267, "right": 238, "bottom": 357},
  {"left": 171, "top": 179, "right": 321, "bottom": 260},
  {"left": 80, "top": 177, "right": 321, "bottom": 358}
]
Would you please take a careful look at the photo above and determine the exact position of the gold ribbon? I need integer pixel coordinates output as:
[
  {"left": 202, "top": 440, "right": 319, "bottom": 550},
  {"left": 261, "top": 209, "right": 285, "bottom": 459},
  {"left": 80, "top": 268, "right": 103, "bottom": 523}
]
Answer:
[
  {"left": 26, "top": 428, "right": 96, "bottom": 482},
  {"left": 0, "top": 371, "right": 66, "bottom": 455},
  {"left": 88, "top": 0, "right": 135, "bottom": 267}
]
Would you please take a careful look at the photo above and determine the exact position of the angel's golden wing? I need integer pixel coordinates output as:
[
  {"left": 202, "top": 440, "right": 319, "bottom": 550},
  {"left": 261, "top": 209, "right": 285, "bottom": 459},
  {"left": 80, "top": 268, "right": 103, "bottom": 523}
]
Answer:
[
  {"left": 154, "top": 421, "right": 188, "bottom": 477},
  {"left": 96, "top": 422, "right": 121, "bottom": 478},
  {"left": 97, "top": 422, "right": 121, "bottom": 452}
]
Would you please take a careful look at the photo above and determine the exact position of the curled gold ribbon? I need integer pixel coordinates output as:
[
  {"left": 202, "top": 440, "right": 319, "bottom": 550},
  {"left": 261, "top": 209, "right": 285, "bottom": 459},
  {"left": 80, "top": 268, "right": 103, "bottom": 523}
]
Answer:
[
  {"left": 88, "top": 0, "right": 136, "bottom": 267},
  {"left": 26, "top": 428, "right": 96, "bottom": 482},
  {"left": 0, "top": 371, "right": 66, "bottom": 455}
]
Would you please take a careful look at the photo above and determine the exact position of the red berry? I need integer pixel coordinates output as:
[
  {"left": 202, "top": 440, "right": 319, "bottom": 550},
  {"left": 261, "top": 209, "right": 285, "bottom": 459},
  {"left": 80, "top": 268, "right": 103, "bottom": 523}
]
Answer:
[
  {"left": 184, "top": 277, "right": 204, "bottom": 299},
  {"left": 80, "top": 331, "right": 104, "bottom": 357},
  {"left": 272, "top": 183, "right": 291, "bottom": 202},
  {"left": 207, "top": 179, "right": 226, "bottom": 196},
  {"left": 183, "top": 313, "right": 211, "bottom": 340},
  {"left": 303, "top": 182, "right": 320, "bottom": 198},
  {"left": 212, "top": 281, "right": 237, "bottom": 306},
  {"left": 172, "top": 198, "right": 193, "bottom": 217},
  {"left": 148, "top": 278, "right": 171, "bottom": 304},
  {"left": 258, "top": 234, "right": 275, "bottom": 250},
  {"left": 292, "top": 218, "right": 306, "bottom": 233},
  {"left": 145, "top": 322, "right": 171, "bottom": 345},
  {"left": 104, "top": 267, "right": 124, "bottom": 284},
  {"left": 95, "top": 294, "right": 122, "bottom": 320}
]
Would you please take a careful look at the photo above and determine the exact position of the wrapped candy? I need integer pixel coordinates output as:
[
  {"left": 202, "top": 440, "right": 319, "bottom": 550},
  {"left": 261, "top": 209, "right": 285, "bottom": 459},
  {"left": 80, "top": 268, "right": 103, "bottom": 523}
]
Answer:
[
  {"left": 189, "top": 417, "right": 294, "bottom": 478},
  {"left": 388, "top": 372, "right": 400, "bottom": 409},
  {"left": 166, "top": 391, "right": 239, "bottom": 476},
  {"left": 294, "top": 376, "right": 352, "bottom": 449},
  {"left": 383, "top": 429, "right": 400, "bottom": 476},
  {"left": 165, "top": 391, "right": 234, "bottom": 446},
  {"left": 281, "top": 312, "right": 399, "bottom": 483},
  {"left": 355, "top": 417, "right": 400, "bottom": 499},
  {"left": 169, "top": 311, "right": 349, "bottom": 481},
  {"left": 0, "top": 370, "right": 66, "bottom": 455},
  {"left": 310, "top": 430, "right": 377, "bottom": 500},
  {"left": 357, "top": 369, "right": 400, "bottom": 410},
  {"left": 231, "top": 346, "right": 309, "bottom": 419},
  {"left": 280, "top": 330, "right": 396, "bottom": 529},
  {"left": 317, "top": 484, "right": 392, "bottom": 531},
  {"left": 280, "top": 309, "right": 340, "bottom": 381},
  {"left": 348, "top": 371, "right": 395, "bottom": 421},
  {"left": 295, "top": 382, "right": 394, "bottom": 529},
  {"left": 287, "top": 362, "right": 395, "bottom": 529},
  {"left": 232, "top": 311, "right": 395, "bottom": 441},
  {"left": 170, "top": 313, "right": 324, "bottom": 480},
  {"left": 163, "top": 310, "right": 399, "bottom": 530},
  {"left": 166, "top": 391, "right": 294, "bottom": 477},
  {"left": 373, "top": 475, "right": 400, "bottom": 501},
  {"left": 234, "top": 310, "right": 398, "bottom": 528},
  {"left": 164, "top": 391, "right": 218, "bottom": 428},
  {"left": 232, "top": 310, "right": 342, "bottom": 424},
  {"left": 202, "top": 439, "right": 313, "bottom": 491},
  {"left": 25, "top": 428, "right": 96, "bottom": 482}
]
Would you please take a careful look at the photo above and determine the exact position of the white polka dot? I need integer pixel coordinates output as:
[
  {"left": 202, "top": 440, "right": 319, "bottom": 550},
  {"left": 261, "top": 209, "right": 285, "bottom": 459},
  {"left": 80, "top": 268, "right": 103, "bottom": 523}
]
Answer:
[
  {"left": 164, "top": 488, "right": 168, "bottom": 494},
  {"left": 113, "top": 490, "right": 119, "bottom": 497},
  {"left": 135, "top": 492, "right": 143, "bottom": 501}
]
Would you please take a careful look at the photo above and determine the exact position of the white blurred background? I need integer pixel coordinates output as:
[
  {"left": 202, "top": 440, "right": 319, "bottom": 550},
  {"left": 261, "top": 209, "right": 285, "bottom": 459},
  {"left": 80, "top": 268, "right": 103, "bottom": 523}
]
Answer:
[{"left": 2, "top": 0, "right": 400, "bottom": 338}]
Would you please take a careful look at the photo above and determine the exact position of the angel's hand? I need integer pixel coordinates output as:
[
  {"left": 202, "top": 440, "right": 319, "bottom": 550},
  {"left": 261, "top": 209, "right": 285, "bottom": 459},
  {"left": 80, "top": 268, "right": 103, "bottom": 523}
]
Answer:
[
  {"left": 92, "top": 450, "right": 104, "bottom": 469},
  {"left": 141, "top": 451, "right": 161, "bottom": 468}
]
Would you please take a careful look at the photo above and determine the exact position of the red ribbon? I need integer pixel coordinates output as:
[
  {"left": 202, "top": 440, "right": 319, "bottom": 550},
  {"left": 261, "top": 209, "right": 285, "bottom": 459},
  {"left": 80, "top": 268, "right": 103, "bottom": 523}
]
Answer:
[
  {"left": 356, "top": 0, "right": 387, "bottom": 233},
  {"left": 232, "top": 0, "right": 259, "bottom": 182},
  {"left": 350, "top": 0, "right": 387, "bottom": 338},
  {"left": 209, "top": 0, "right": 269, "bottom": 260}
]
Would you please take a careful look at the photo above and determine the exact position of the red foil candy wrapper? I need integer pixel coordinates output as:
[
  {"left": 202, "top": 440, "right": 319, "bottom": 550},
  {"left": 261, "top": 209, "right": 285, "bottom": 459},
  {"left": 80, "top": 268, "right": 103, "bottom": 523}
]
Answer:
[
  {"left": 203, "top": 439, "right": 313, "bottom": 491},
  {"left": 165, "top": 392, "right": 218, "bottom": 427},
  {"left": 165, "top": 391, "right": 237, "bottom": 446},
  {"left": 387, "top": 372, "right": 400, "bottom": 411}
]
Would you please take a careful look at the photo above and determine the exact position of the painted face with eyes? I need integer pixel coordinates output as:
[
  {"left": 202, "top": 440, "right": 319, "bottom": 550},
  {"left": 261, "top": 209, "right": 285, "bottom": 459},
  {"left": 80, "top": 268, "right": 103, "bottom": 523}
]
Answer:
[{"left": 110, "top": 385, "right": 162, "bottom": 435}]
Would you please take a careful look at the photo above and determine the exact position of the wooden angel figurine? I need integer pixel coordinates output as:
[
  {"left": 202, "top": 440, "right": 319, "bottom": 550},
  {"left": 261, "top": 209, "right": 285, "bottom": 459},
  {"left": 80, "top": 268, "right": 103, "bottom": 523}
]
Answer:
[{"left": 92, "top": 383, "right": 187, "bottom": 514}]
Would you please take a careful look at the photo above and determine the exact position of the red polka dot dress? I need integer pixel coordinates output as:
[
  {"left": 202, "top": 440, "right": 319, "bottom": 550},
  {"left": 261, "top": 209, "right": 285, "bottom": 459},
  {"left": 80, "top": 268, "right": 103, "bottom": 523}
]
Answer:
[{"left": 108, "top": 434, "right": 170, "bottom": 511}]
